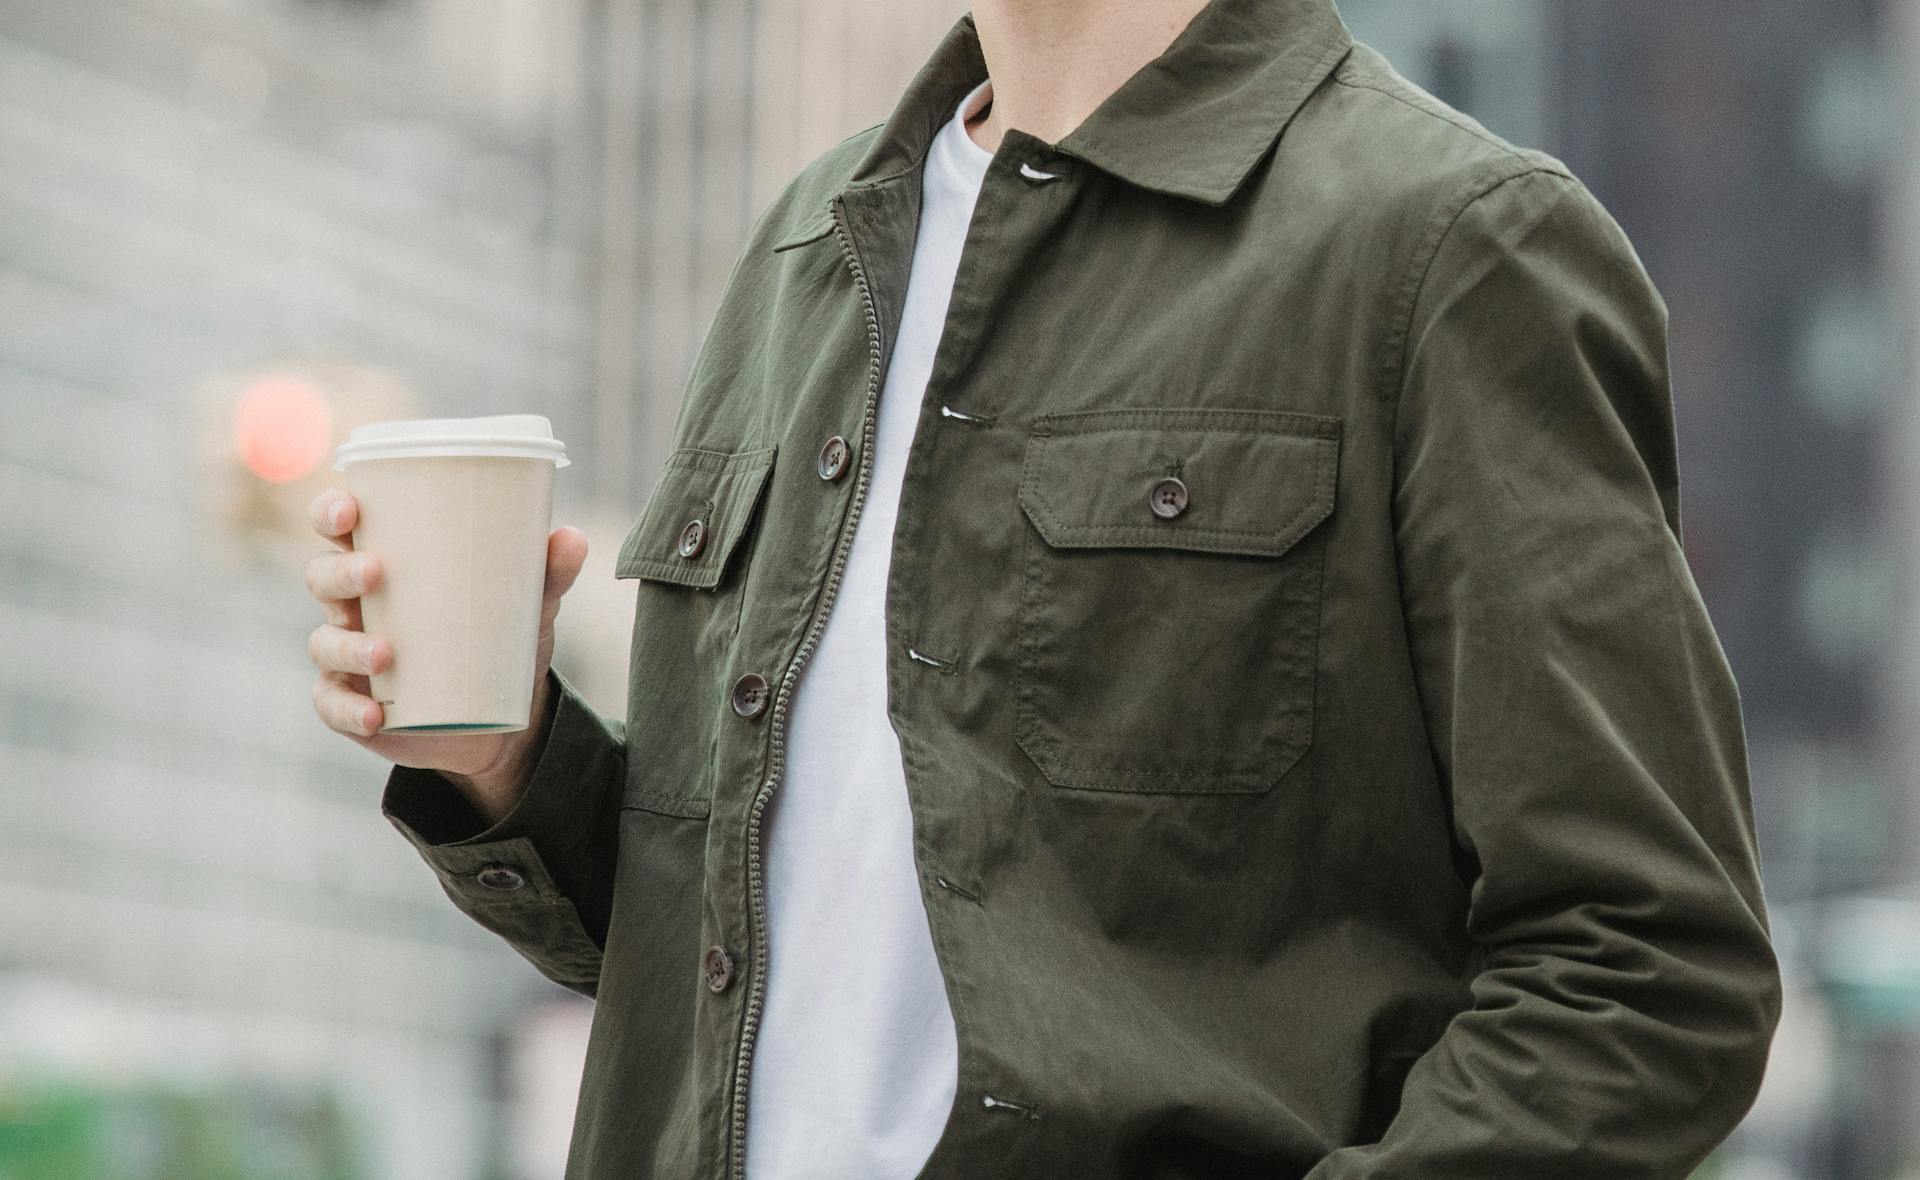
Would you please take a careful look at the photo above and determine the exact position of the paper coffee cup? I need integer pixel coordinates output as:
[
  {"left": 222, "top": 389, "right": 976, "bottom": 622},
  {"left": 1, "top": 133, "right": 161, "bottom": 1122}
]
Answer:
[{"left": 332, "top": 414, "right": 570, "bottom": 734}]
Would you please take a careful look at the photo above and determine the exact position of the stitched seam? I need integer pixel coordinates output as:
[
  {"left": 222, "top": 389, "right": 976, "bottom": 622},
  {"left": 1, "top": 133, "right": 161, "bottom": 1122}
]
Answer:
[
  {"left": 846, "top": 102, "right": 956, "bottom": 192},
  {"left": 1061, "top": 33, "right": 1354, "bottom": 202},
  {"left": 1015, "top": 425, "right": 1335, "bottom": 761},
  {"left": 621, "top": 792, "right": 712, "bottom": 818},
  {"left": 1206, "top": 34, "right": 1356, "bottom": 199},
  {"left": 1330, "top": 69, "right": 1539, "bottom": 162},
  {"left": 1379, "top": 164, "right": 1562, "bottom": 414},
  {"left": 624, "top": 791, "right": 708, "bottom": 808},
  {"left": 1012, "top": 434, "right": 1326, "bottom": 791},
  {"left": 766, "top": 125, "right": 887, "bottom": 249},
  {"left": 1379, "top": 168, "right": 1583, "bottom": 836},
  {"left": 896, "top": 730, "right": 988, "bottom": 1147},
  {"left": 663, "top": 447, "right": 777, "bottom": 474},
  {"left": 1031, "top": 410, "right": 1343, "bottom": 437},
  {"left": 1032, "top": 425, "right": 1342, "bottom": 440},
  {"left": 617, "top": 453, "right": 777, "bottom": 581},
  {"left": 618, "top": 558, "right": 719, "bottom": 584},
  {"left": 770, "top": 210, "right": 837, "bottom": 252},
  {"left": 1298, "top": 436, "right": 1337, "bottom": 790},
  {"left": 1014, "top": 476, "right": 1045, "bottom": 780},
  {"left": 1020, "top": 435, "right": 1338, "bottom": 550},
  {"left": 1020, "top": 757, "right": 1274, "bottom": 779},
  {"left": 762, "top": 119, "right": 886, "bottom": 252},
  {"left": 1029, "top": 523, "right": 1317, "bottom": 540}
]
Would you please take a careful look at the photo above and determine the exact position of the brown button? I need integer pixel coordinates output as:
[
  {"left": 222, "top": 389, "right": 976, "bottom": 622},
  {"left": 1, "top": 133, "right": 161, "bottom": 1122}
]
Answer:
[
  {"left": 677, "top": 518, "right": 707, "bottom": 558},
  {"left": 476, "top": 865, "right": 525, "bottom": 891},
  {"left": 1149, "top": 476, "right": 1189, "bottom": 520},
  {"left": 817, "top": 435, "right": 851, "bottom": 481},
  {"left": 731, "top": 672, "right": 771, "bottom": 718},
  {"left": 702, "top": 945, "right": 735, "bottom": 993}
]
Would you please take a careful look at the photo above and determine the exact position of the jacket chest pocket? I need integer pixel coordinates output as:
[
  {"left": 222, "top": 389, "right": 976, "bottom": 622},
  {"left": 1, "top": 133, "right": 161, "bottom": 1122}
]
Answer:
[
  {"left": 614, "top": 445, "right": 775, "bottom": 816},
  {"left": 1014, "top": 409, "right": 1340, "bottom": 794},
  {"left": 615, "top": 446, "right": 776, "bottom": 588}
]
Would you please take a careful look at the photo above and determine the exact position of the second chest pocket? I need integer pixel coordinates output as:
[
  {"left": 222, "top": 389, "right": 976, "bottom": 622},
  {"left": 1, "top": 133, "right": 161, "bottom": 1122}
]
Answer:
[
  {"left": 1014, "top": 409, "right": 1340, "bottom": 794},
  {"left": 614, "top": 445, "right": 775, "bottom": 817}
]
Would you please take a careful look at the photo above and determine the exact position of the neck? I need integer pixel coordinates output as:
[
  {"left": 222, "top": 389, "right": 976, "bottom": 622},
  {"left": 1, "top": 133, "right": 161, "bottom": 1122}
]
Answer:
[{"left": 965, "top": 0, "right": 1212, "bottom": 154}]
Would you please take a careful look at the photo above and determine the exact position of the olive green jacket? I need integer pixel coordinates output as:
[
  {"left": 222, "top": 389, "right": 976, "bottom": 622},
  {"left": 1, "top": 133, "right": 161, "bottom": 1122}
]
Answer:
[{"left": 379, "top": 1, "right": 1781, "bottom": 1175}]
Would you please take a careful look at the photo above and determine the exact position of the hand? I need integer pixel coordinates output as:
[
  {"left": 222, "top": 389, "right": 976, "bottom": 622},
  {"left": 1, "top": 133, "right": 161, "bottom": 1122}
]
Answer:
[{"left": 304, "top": 488, "right": 589, "bottom": 815}]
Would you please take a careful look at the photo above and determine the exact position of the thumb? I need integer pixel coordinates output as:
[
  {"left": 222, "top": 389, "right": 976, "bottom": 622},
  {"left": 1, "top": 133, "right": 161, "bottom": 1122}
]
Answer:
[{"left": 542, "top": 525, "right": 590, "bottom": 608}]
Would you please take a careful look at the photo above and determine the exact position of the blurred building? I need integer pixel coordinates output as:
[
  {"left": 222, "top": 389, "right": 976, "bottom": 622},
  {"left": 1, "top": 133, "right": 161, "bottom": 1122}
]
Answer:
[{"left": 1545, "top": 5, "right": 1904, "bottom": 1178}]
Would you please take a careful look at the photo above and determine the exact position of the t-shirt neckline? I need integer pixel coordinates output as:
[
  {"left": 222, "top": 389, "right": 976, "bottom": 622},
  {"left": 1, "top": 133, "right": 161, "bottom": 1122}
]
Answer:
[{"left": 940, "top": 78, "right": 995, "bottom": 181}]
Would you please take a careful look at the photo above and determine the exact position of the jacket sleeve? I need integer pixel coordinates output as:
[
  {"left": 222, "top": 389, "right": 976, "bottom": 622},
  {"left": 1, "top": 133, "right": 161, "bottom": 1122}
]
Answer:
[
  {"left": 380, "top": 662, "right": 626, "bottom": 1000},
  {"left": 1308, "top": 167, "right": 1781, "bottom": 1178}
]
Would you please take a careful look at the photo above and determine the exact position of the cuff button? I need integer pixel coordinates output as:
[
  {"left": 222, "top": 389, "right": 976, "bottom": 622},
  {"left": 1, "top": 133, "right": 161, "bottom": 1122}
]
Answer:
[{"left": 476, "top": 865, "right": 526, "bottom": 891}]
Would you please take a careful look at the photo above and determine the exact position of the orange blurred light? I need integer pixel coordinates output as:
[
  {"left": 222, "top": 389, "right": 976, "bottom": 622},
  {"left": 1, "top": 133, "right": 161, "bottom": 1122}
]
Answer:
[{"left": 234, "top": 375, "right": 333, "bottom": 482}]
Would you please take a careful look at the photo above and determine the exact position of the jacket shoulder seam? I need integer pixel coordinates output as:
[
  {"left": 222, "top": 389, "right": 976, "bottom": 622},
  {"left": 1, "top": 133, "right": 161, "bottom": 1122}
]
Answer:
[
  {"left": 1378, "top": 163, "right": 1576, "bottom": 419},
  {"left": 1330, "top": 67, "right": 1531, "bottom": 164}
]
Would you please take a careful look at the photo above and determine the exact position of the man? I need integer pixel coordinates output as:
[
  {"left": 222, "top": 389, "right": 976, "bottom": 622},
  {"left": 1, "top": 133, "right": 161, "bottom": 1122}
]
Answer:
[{"left": 303, "top": 0, "right": 1782, "bottom": 1175}]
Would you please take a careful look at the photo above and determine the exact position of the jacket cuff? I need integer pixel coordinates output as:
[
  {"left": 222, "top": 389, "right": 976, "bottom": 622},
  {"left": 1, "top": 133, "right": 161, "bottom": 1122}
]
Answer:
[{"left": 378, "top": 662, "right": 625, "bottom": 983}]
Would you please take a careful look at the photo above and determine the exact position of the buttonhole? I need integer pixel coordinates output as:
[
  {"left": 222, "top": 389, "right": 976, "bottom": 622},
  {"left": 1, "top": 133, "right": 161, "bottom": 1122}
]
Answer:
[
  {"left": 939, "top": 404, "right": 995, "bottom": 426},
  {"left": 934, "top": 874, "right": 980, "bottom": 903},
  {"left": 907, "top": 645, "right": 958, "bottom": 674},
  {"left": 982, "top": 1094, "right": 1040, "bottom": 1119}
]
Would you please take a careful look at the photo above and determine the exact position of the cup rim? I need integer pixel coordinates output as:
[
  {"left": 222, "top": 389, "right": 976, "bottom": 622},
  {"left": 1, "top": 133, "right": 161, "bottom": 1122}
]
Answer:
[{"left": 332, "top": 415, "right": 570, "bottom": 469}]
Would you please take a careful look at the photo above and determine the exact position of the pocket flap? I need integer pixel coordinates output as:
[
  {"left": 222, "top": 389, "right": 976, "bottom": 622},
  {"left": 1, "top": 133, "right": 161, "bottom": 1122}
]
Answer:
[
  {"left": 615, "top": 446, "right": 776, "bottom": 587},
  {"left": 1018, "top": 409, "right": 1340, "bottom": 556}
]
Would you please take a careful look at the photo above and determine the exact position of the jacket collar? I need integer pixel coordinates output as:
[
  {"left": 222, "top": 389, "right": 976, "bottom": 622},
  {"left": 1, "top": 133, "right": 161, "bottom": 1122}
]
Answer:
[{"left": 843, "top": 0, "right": 1353, "bottom": 207}]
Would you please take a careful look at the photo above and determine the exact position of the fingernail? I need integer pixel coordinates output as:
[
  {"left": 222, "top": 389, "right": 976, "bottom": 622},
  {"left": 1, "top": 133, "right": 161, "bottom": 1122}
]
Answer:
[
  {"left": 359, "top": 704, "right": 378, "bottom": 734},
  {"left": 362, "top": 642, "right": 379, "bottom": 673},
  {"left": 328, "top": 498, "right": 348, "bottom": 531},
  {"left": 352, "top": 554, "right": 371, "bottom": 584}
]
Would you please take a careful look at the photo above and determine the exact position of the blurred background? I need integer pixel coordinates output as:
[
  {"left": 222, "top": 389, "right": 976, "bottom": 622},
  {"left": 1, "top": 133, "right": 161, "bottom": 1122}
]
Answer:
[{"left": 0, "top": 0, "right": 1912, "bottom": 1176}]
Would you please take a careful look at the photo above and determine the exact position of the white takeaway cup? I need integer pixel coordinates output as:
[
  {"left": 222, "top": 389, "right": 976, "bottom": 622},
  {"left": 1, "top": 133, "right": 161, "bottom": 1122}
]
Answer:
[{"left": 332, "top": 414, "right": 570, "bottom": 733}]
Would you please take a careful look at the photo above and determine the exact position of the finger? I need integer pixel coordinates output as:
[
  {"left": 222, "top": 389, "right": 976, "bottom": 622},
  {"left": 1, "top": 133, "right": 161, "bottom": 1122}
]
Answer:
[
  {"left": 318, "top": 594, "right": 366, "bottom": 632},
  {"left": 321, "top": 597, "right": 352, "bottom": 628},
  {"left": 313, "top": 671, "right": 383, "bottom": 737},
  {"left": 537, "top": 527, "right": 589, "bottom": 641},
  {"left": 306, "top": 549, "right": 382, "bottom": 604},
  {"left": 308, "top": 490, "right": 359, "bottom": 550},
  {"left": 541, "top": 526, "right": 590, "bottom": 607},
  {"left": 308, "top": 622, "right": 390, "bottom": 677},
  {"left": 324, "top": 665, "right": 372, "bottom": 696}
]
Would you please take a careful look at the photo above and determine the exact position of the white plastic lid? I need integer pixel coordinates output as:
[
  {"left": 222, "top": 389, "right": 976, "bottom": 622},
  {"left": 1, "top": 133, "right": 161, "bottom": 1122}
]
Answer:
[{"left": 332, "top": 414, "right": 570, "bottom": 468}]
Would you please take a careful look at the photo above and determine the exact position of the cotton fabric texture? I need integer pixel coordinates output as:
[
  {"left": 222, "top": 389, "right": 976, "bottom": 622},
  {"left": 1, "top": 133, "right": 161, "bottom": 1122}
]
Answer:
[
  {"left": 742, "top": 75, "right": 993, "bottom": 1178},
  {"left": 377, "top": 0, "right": 1783, "bottom": 1176}
]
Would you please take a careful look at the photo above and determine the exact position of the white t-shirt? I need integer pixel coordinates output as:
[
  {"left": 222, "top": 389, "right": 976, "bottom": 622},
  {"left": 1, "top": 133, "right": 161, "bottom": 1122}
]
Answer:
[{"left": 745, "top": 77, "right": 996, "bottom": 1178}]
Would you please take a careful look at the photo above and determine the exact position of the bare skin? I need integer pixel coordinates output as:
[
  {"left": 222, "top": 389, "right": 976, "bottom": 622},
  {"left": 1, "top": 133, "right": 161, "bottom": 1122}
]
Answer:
[
  {"left": 963, "top": 0, "right": 1211, "bottom": 154},
  {"left": 304, "top": 488, "right": 589, "bottom": 826}
]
